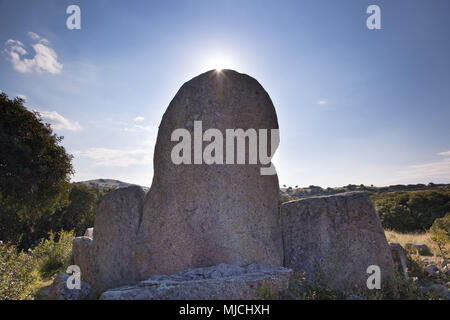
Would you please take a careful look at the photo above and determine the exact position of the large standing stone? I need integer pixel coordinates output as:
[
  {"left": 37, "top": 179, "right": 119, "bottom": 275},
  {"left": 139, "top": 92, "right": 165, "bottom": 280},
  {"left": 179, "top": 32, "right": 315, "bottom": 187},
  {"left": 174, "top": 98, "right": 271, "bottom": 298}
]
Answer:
[
  {"left": 281, "top": 192, "right": 394, "bottom": 293},
  {"left": 135, "top": 70, "right": 283, "bottom": 277},
  {"left": 100, "top": 264, "right": 292, "bottom": 300},
  {"left": 73, "top": 186, "right": 146, "bottom": 292}
]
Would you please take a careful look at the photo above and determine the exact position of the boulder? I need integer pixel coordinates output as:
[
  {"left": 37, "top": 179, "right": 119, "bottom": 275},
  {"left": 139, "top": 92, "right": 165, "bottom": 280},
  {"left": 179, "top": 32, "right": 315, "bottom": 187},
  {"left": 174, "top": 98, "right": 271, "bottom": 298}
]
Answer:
[
  {"left": 405, "top": 243, "right": 430, "bottom": 255},
  {"left": 100, "top": 264, "right": 292, "bottom": 300},
  {"left": 48, "top": 273, "right": 93, "bottom": 300},
  {"left": 281, "top": 192, "right": 394, "bottom": 293},
  {"left": 72, "top": 186, "right": 146, "bottom": 292},
  {"left": 389, "top": 242, "right": 409, "bottom": 279},
  {"left": 135, "top": 70, "right": 283, "bottom": 277}
]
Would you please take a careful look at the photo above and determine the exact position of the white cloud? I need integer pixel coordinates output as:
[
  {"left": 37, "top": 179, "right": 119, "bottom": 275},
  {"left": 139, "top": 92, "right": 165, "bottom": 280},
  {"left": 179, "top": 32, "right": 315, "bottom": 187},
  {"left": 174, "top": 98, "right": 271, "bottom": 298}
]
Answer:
[
  {"left": 73, "top": 147, "right": 153, "bottom": 167},
  {"left": 17, "top": 94, "right": 27, "bottom": 100},
  {"left": 37, "top": 110, "right": 82, "bottom": 131},
  {"left": 397, "top": 157, "right": 450, "bottom": 181},
  {"left": 438, "top": 150, "right": 450, "bottom": 156},
  {"left": 3, "top": 32, "right": 62, "bottom": 74},
  {"left": 134, "top": 116, "right": 145, "bottom": 122},
  {"left": 316, "top": 99, "right": 327, "bottom": 105}
]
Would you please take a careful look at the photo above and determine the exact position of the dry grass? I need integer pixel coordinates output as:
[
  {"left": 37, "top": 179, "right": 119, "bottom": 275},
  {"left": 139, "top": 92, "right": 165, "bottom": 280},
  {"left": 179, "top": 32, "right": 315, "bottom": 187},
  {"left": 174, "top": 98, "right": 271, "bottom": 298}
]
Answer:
[{"left": 385, "top": 229, "right": 448, "bottom": 258}]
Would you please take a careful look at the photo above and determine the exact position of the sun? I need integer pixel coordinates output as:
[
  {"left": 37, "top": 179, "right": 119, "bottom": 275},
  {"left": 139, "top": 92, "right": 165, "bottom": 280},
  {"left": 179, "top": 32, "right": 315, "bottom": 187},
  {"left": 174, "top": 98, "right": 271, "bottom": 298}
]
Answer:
[{"left": 203, "top": 54, "right": 233, "bottom": 72}]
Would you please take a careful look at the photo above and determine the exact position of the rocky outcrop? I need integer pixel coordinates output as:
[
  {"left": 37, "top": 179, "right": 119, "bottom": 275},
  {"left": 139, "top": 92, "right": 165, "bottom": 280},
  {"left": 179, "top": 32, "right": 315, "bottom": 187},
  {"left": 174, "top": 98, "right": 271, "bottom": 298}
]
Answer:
[
  {"left": 100, "top": 264, "right": 292, "bottom": 300},
  {"left": 72, "top": 70, "right": 283, "bottom": 293},
  {"left": 281, "top": 192, "right": 394, "bottom": 293}
]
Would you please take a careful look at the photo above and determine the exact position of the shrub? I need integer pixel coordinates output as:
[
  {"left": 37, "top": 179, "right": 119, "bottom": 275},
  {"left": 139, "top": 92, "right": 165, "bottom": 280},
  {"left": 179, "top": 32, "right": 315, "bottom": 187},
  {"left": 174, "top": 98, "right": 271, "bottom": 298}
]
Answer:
[
  {"left": 430, "top": 213, "right": 450, "bottom": 259},
  {"left": 0, "top": 243, "right": 39, "bottom": 300},
  {"left": 372, "top": 190, "right": 450, "bottom": 232},
  {"left": 31, "top": 230, "right": 74, "bottom": 279}
]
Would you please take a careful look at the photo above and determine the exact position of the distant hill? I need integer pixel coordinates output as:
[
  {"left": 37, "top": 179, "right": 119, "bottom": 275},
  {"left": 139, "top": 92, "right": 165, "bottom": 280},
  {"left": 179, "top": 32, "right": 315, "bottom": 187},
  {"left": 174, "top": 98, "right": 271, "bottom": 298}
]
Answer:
[
  {"left": 280, "top": 183, "right": 450, "bottom": 200},
  {"left": 73, "top": 179, "right": 149, "bottom": 192}
]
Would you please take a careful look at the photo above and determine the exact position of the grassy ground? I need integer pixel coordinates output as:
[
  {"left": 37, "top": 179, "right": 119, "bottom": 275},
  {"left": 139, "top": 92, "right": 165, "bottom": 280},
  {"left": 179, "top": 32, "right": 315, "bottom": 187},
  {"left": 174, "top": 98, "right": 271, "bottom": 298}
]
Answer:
[{"left": 385, "top": 229, "right": 448, "bottom": 258}]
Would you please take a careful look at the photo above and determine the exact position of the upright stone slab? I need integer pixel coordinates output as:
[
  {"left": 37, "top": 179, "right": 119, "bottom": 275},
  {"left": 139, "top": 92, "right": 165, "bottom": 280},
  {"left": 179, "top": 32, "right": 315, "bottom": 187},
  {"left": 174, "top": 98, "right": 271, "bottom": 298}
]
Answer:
[
  {"left": 135, "top": 69, "right": 283, "bottom": 277},
  {"left": 281, "top": 192, "right": 394, "bottom": 293},
  {"left": 73, "top": 186, "right": 146, "bottom": 292}
]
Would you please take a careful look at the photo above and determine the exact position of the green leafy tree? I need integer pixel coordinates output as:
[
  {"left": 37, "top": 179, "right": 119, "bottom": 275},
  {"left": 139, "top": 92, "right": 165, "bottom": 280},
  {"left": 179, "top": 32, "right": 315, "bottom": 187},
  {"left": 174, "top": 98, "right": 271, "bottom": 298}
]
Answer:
[{"left": 0, "top": 93, "right": 73, "bottom": 247}]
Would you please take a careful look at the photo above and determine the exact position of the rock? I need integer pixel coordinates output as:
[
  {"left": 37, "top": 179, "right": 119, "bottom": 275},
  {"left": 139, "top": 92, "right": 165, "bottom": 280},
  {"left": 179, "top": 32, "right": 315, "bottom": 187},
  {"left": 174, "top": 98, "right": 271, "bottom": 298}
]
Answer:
[
  {"left": 421, "top": 283, "right": 448, "bottom": 298},
  {"left": 405, "top": 243, "right": 430, "bottom": 255},
  {"left": 281, "top": 192, "right": 394, "bottom": 293},
  {"left": 389, "top": 242, "right": 409, "bottom": 279},
  {"left": 84, "top": 227, "right": 94, "bottom": 238},
  {"left": 72, "top": 186, "right": 146, "bottom": 292},
  {"left": 424, "top": 264, "right": 439, "bottom": 277},
  {"left": 443, "top": 265, "right": 450, "bottom": 276},
  {"left": 72, "top": 236, "right": 92, "bottom": 282},
  {"left": 100, "top": 264, "right": 292, "bottom": 300},
  {"left": 48, "top": 273, "right": 93, "bottom": 300},
  {"left": 135, "top": 70, "right": 283, "bottom": 277}
]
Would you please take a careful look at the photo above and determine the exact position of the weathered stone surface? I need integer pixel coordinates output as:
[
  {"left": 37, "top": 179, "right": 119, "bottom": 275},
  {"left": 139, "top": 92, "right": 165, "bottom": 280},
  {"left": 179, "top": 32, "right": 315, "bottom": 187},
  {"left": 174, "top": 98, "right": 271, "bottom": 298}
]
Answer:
[
  {"left": 72, "top": 186, "right": 146, "bottom": 292},
  {"left": 135, "top": 70, "right": 283, "bottom": 277},
  {"left": 100, "top": 264, "right": 292, "bottom": 300},
  {"left": 72, "top": 236, "right": 92, "bottom": 282},
  {"left": 84, "top": 227, "right": 94, "bottom": 238},
  {"left": 48, "top": 273, "right": 93, "bottom": 300},
  {"left": 281, "top": 192, "right": 394, "bottom": 293},
  {"left": 389, "top": 242, "right": 409, "bottom": 279}
]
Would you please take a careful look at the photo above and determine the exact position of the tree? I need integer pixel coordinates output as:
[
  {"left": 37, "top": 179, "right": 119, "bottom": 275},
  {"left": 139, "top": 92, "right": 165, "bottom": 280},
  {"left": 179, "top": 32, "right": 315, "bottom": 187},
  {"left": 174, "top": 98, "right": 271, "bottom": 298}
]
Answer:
[{"left": 0, "top": 93, "right": 73, "bottom": 247}]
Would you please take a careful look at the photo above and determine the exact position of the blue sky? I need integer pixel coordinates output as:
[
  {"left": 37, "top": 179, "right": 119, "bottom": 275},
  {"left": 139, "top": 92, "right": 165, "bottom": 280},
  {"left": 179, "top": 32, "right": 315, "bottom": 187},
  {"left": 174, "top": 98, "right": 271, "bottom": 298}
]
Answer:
[{"left": 1, "top": 0, "right": 449, "bottom": 187}]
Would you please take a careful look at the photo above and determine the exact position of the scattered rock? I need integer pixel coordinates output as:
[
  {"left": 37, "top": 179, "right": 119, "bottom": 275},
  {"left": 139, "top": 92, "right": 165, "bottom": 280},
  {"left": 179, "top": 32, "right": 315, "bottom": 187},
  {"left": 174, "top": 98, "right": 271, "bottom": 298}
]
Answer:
[
  {"left": 48, "top": 273, "right": 93, "bottom": 300},
  {"left": 281, "top": 192, "right": 394, "bottom": 293},
  {"left": 389, "top": 242, "right": 409, "bottom": 279},
  {"left": 405, "top": 243, "right": 430, "bottom": 255},
  {"left": 84, "top": 227, "right": 94, "bottom": 239},
  {"left": 100, "top": 264, "right": 292, "bottom": 300},
  {"left": 424, "top": 264, "right": 439, "bottom": 277}
]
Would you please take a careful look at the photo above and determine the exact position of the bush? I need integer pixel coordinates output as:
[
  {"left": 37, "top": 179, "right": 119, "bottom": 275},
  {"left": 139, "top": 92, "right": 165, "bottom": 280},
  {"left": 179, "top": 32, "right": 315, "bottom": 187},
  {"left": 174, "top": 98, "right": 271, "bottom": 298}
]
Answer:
[
  {"left": 0, "top": 243, "right": 39, "bottom": 300},
  {"left": 372, "top": 190, "right": 450, "bottom": 232},
  {"left": 31, "top": 230, "right": 74, "bottom": 279},
  {"left": 430, "top": 213, "right": 450, "bottom": 259}
]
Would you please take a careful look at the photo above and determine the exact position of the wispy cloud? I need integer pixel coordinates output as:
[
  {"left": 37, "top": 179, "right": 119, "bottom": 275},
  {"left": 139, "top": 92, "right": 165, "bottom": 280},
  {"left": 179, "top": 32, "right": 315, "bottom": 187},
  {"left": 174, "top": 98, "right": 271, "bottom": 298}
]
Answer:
[
  {"left": 37, "top": 110, "right": 82, "bottom": 131},
  {"left": 124, "top": 124, "right": 155, "bottom": 132},
  {"left": 73, "top": 147, "right": 153, "bottom": 167},
  {"left": 397, "top": 152, "right": 450, "bottom": 182},
  {"left": 316, "top": 99, "right": 327, "bottom": 105},
  {"left": 3, "top": 32, "right": 62, "bottom": 74},
  {"left": 134, "top": 116, "right": 145, "bottom": 122}
]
